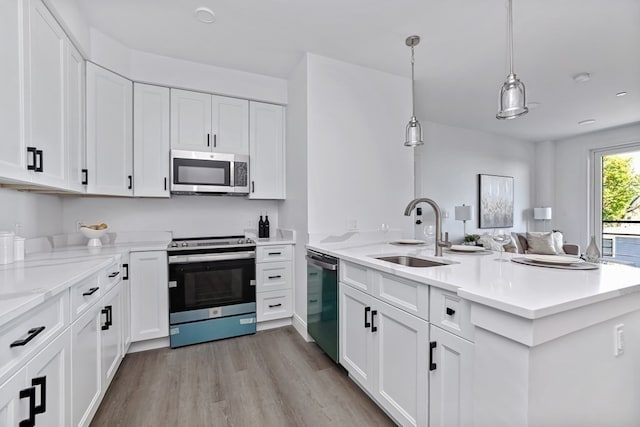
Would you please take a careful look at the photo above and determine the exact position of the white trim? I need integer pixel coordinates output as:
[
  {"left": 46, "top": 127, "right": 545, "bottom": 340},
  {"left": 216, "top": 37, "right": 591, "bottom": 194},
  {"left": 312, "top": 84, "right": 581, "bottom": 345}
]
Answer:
[
  {"left": 256, "top": 317, "right": 291, "bottom": 331},
  {"left": 292, "top": 312, "right": 313, "bottom": 342},
  {"left": 127, "top": 337, "right": 169, "bottom": 353}
]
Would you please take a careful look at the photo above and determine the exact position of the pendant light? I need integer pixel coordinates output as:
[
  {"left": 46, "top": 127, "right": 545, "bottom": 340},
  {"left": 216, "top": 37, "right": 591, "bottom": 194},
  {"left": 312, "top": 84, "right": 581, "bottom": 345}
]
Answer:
[
  {"left": 496, "top": 0, "right": 528, "bottom": 120},
  {"left": 404, "top": 35, "right": 423, "bottom": 147}
]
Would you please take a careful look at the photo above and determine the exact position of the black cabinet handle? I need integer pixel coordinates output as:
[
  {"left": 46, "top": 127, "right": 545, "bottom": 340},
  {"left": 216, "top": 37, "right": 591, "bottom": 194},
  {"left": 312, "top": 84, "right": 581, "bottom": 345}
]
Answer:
[
  {"left": 207, "top": 133, "right": 210, "bottom": 147},
  {"left": 164, "top": 177, "right": 167, "bottom": 191},
  {"left": 26, "top": 147, "right": 37, "bottom": 170},
  {"left": 364, "top": 306, "right": 371, "bottom": 328},
  {"left": 108, "top": 271, "right": 120, "bottom": 278},
  {"left": 309, "top": 299, "right": 318, "bottom": 303},
  {"left": 268, "top": 252, "right": 282, "bottom": 256},
  {"left": 371, "top": 310, "right": 378, "bottom": 332},
  {"left": 107, "top": 305, "right": 113, "bottom": 327},
  {"left": 123, "top": 263, "right": 129, "bottom": 280},
  {"left": 446, "top": 307, "right": 456, "bottom": 316},
  {"left": 101, "top": 306, "right": 112, "bottom": 330},
  {"left": 10, "top": 326, "right": 46, "bottom": 348},
  {"left": 268, "top": 275, "right": 282, "bottom": 279},
  {"left": 82, "top": 287, "right": 99, "bottom": 296},
  {"left": 32, "top": 376, "right": 46, "bottom": 415},
  {"left": 429, "top": 341, "right": 437, "bottom": 371},
  {"left": 19, "top": 386, "right": 36, "bottom": 427},
  {"left": 35, "top": 150, "right": 43, "bottom": 172},
  {"left": 268, "top": 303, "right": 282, "bottom": 308},
  {"left": 81, "top": 169, "right": 88, "bottom": 185},
  {"left": 127, "top": 175, "right": 133, "bottom": 189},
  {"left": 251, "top": 181, "right": 255, "bottom": 193},
  {"left": 213, "top": 134, "right": 217, "bottom": 148}
]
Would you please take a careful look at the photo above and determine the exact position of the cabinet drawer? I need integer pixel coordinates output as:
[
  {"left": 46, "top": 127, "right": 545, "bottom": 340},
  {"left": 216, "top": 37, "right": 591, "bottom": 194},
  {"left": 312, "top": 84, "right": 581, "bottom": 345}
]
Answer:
[
  {"left": 340, "top": 261, "right": 372, "bottom": 293},
  {"left": 257, "top": 290, "right": 292, "bottom": 322},
  {"left": 0, "top": 291, "right": 69, "bottom": 385},
  {"left": 70, "top": 272, "right": 102, "bottom": 321},
  {"left": 257, "top": 261, "right": 292, "bottom": 292},
  {"left": 257, "top": 245, "right": 292, "bottom": 263},
  {"left": 99, "top": 260, "right": 122, "bottom": 293},
  {"left": 430, "top": 287, "right": 474, "bottom": 341},
  {"left": 373, "top": 270, "right": 429, "bottom": 321}
]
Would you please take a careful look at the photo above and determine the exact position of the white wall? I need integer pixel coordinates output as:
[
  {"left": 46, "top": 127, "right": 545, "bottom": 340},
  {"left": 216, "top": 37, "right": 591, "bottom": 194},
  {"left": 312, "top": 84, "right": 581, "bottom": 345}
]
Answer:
[
  {"left": 553, "top": 122, "right": 640, "bottom": 248},
  {"left": 62, "top": 196, "right": 278, "bottom": 238},
  {"left": 89, "top": 28, "right": 131, "bottom": 77},
  {"left": 0, "top": 188, "right": 63, "bottom": 238},
  {"left": 306, "top": 54, "right": 414, "bottom": 236},
  {"left": 418, "top": 121, "right": 536, "bottom": 243},
  {"left": 279, "top": 56, "right": 309, "bottom": 334}
]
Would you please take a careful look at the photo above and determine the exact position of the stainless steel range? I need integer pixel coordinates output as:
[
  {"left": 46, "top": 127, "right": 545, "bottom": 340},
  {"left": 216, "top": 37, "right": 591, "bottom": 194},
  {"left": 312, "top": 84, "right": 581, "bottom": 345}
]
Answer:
[{"left": 167, "top": 236, "right": 256, "bottom": 348}]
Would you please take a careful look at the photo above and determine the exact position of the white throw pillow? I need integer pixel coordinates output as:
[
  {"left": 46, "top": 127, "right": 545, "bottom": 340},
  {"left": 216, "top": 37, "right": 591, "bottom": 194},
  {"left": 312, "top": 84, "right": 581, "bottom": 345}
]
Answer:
[
  {"left": 552, "top": 231, "right": 566, "bottom": 254},
  {"left": 526, "top": 232, "right": 557, "bottom": 255}
]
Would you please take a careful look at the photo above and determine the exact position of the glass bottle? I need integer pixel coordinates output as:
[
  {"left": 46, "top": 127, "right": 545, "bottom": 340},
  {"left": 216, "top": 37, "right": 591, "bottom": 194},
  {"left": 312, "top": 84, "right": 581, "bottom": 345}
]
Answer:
[{"left": 585, "top": 235, "right": 601, "bottom": 263}]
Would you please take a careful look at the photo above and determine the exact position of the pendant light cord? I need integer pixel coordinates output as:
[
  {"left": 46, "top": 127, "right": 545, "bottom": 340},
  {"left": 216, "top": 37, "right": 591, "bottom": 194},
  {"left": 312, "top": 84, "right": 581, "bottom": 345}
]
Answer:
[
  {"left": 411, "top": 46, "right": 416, "bottom": 117},
  {"left": 508, "top": 0, "right": 514, "bottom": 75}
]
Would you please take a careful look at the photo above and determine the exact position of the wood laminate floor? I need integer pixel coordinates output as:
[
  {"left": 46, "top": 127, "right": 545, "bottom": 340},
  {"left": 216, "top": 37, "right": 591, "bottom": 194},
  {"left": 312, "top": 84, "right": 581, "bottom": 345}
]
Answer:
[{"left": 90, "top": 327, "right": 395, "bottom": 427}]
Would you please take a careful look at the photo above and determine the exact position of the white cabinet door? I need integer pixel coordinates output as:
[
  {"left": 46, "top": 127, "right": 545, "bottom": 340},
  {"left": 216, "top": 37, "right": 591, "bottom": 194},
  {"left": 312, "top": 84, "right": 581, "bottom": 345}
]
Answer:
[
  {"left": 372, "top": 299, "right": 429, "bottom": 427},
  {"left": 212, "top": 95, "right": 249, "bottom": 155},
  {"left": 429, "top": 325, "right": 474, "bottom": 427},
  {"left": 170, "top": 89, "right": 212, "bottom": 151},
  {"left": 66, "top": 42, "right": 86, "bottom": 193},
  {"left": 100, "top": 283, "right": 122, "bottom": 388},
  {"left": 86, "top": 62, "right": 133, "bottom": 196},
  {"left": 248, "top": 101, "right": 285, "bottom": 199},
  {"left": 130, "top": 251, "right": 169, "bottom": 342},
  {"left": 24, "top": 0, "right": 66, "bottom": 188},
  {"left": 134, "top": 83, "right": 170, "bottom": 197},
  {"left": 339, "top": 283, "right": 374, "bottom": 390},
  {"left": 71, "top": 303, "right": 101, "bottom": 427},
  {"left": 0, "top": 370, "right": 28, "bottom": 427},
  {"left": 0, "top": 0, "right": 28, "bottom": 182},
  {"left": 25, "top": 328, "right": 71, "bottom": 427}
]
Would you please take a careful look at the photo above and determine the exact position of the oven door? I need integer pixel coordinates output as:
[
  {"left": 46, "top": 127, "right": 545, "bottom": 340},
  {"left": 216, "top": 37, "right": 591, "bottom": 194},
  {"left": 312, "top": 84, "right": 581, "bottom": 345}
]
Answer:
[{"left": 168, "top": 251, "right": 256, "bottom": 323}]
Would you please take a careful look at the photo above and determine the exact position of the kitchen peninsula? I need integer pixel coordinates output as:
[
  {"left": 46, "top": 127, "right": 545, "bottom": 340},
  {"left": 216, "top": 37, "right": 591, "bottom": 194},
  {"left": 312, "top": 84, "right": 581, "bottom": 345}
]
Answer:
[{"left": 308, "top": 240, "right": 640, "bottom": 426}]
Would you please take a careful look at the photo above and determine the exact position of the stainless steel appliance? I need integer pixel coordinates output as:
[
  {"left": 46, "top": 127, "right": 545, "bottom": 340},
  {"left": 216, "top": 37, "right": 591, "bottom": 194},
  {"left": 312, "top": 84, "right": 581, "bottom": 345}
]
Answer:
[
  {"left": 306, "top": 250, "right": 339, "bottom": 363},
  {"left": 170, "top": 149, "right": 249, "bottom": 195},
  {"left": 168, "top": 236, "right": 256, "bottom": 348}
]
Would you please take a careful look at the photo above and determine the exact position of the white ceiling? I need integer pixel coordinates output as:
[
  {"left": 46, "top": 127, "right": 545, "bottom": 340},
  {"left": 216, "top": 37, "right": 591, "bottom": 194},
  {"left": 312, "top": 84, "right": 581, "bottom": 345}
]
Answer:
[{"left": 79, "top": 0, "right": 640, "bottom": 142}]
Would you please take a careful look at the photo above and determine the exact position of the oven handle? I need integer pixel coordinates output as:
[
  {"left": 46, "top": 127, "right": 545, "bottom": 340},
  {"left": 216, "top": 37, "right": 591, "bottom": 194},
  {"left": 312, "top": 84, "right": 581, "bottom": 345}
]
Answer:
[
  {"left": 169, "top": 251, "right": 256, "bottom": 264},
  {"left": 306, "top": 255, "right": 338, "bottom": 271}
]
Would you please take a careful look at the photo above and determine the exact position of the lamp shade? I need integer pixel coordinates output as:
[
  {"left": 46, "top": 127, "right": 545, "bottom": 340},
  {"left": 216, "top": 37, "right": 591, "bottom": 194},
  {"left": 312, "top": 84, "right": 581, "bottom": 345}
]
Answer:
[
  {"left": 533, "top": 207, "right": 552, "bottom": 220},
  {"left": 455, "top": 205, "right": 473, "bottom": 221}
]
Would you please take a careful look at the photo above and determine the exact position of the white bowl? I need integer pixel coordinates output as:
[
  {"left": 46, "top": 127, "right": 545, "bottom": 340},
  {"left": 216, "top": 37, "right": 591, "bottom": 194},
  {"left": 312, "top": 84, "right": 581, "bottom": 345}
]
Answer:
[{"left": 80, "top": 226, "right": 108, "bottom": 246}]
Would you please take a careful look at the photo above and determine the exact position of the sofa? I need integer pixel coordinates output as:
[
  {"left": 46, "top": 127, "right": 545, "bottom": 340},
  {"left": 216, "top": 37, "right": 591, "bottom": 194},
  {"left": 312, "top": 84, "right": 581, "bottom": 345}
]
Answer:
[{"left": 512, "top": 232, "right": 580, "bottom": 256}]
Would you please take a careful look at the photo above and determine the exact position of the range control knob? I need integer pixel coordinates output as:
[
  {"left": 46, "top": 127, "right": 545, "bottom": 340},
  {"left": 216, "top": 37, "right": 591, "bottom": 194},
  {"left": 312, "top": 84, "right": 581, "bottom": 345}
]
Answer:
[
  {"left": 181, "top": 242, "right": 189, "bottom": 247},
  {"left": 237, "top": 239, "right": 245, "bottom": 244},
  {"left": 245, "top": 238, "right": 254, "bottom": 244},
  {"left": 170, "top": 242, "right": 178, "bottom": 248}
]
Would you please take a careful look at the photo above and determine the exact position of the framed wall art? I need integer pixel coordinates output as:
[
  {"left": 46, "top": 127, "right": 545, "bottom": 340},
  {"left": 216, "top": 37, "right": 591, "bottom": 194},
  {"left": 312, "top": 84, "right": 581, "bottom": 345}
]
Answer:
[{"left": 478, "top": 174, "right": 514, "bottom": 228}]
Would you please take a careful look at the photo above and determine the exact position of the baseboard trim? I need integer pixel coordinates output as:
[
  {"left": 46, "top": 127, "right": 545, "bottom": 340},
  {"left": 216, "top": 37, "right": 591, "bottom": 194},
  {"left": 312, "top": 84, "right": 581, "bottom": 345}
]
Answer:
[
  {"left": 292, "top": 312, "right": 313, "bottom": 342},
  {"left": 127, "top": 337, "right": 170, "bottom": 354},
  {"left": 257, "top": 317, "right": 292, "bottom": 331}
]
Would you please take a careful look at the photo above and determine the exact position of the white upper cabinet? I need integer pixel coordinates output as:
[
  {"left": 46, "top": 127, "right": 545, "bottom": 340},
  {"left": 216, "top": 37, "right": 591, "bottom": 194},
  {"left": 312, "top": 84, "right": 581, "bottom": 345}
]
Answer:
[
  {"left": 170, "top": 89, "right": 249, "bottom": 155},
  {"left": 249, "top": 101, "right": 285, "bottom": 199},
  {"left": 211, "top": 95, "right": 249, "bottom": 154},
  {"left": 66, "top": 42, "right": 86, "bottom": 193},
  {"left": 134, "top": 83, "right": 170, "bottom": 197},
  {"left": 0, "top": 0, "right": 27, "bottom": 182},
  {"left": 86, "top": 62, "right": 133, "bottom": 196},
  {"left": 24, "top": 0, "right": 67, "bottom": 188}
]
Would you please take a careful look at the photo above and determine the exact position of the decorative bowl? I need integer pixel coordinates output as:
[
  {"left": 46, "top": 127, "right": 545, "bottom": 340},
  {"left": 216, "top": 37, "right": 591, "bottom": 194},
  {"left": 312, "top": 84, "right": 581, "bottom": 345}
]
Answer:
[{"left": 80, "top": 225, "right": 108, "bottom": 247}]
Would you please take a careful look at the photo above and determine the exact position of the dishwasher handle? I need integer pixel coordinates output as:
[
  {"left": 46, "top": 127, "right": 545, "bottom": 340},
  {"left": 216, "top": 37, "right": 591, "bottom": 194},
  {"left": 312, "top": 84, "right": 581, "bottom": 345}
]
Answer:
[{"left": 306, "top": 255, "right": 337, "bottom": 271}]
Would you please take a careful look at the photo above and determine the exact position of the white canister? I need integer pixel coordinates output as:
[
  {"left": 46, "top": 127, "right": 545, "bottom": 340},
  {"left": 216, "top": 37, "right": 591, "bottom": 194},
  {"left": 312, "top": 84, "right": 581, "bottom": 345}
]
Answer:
[
  {"left": 0, "top": 231, "right": 15, "bottom": 265},
  {"left": 14, "top": 236, "right": 25, "bottom": 261}
]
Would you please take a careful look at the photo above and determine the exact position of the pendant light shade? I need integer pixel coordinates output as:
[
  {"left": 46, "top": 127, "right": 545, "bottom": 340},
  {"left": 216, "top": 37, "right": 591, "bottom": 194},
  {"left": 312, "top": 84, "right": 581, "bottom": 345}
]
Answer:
[
  {"left": 496, "top": 0, "right": 528, "bottom": 120},
  {"left": 404, "top": 35, "right": 423, "bottom": 147}
]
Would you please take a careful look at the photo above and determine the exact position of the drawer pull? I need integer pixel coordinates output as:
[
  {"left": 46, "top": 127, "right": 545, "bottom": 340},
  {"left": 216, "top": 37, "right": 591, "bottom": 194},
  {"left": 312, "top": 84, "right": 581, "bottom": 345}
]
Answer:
[
  {"left": 364, "top": 306, "right": 371, "bottom": 328},
  {"left": 32, "top": 376, "right": 47, "bottom": 415},
  {"left": 371, "top": 310, "right": 378, "bottom": 332},
  {"left": 309, "top": 299, "right": 318, "bottom": 303},
  {"left": 10, "top": 326, "right": 46, "bottom": 348},
  {"left": 268, "top": 303, "right": 282, "bottom": 308},
  {"left": 268, "top": 275, "right": 282, "bottom": 280},
  {"left": 108, "top": 271, "right": 120, "bottom": 278},
  {"left": 123, "top": 263, "right": 129, "bottom": 280},
  {"left": 268, "top": 252, "right": 282, "bottom": 256},
  {"left": 429, "top": 341, "right": 437, "bottom": 371},
  {"left": 446, "top": 307, "right": 456, "bottom": 316},
  {"left": 19, "top": 386, "right": 36, "bottom": 427},
  {"left": 82, "top": 287, "right": 99, "bottom": 296}
]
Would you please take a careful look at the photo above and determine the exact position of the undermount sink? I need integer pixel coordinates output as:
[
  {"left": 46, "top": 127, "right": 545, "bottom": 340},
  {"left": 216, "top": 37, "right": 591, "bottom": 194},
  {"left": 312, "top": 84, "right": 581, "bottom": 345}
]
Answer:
[{"left": 375, "top": 255, "right": 448, "bottom": 268}]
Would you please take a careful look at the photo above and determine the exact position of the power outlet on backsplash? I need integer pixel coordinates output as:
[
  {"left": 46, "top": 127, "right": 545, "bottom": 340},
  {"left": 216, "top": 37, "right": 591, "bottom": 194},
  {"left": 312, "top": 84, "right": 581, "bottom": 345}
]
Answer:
[
  {"left": 76, "top": 220, "right": 84, "bottom": 232},
  {"left": 346, "top": 219, "right": 358, "bottom": 231}
]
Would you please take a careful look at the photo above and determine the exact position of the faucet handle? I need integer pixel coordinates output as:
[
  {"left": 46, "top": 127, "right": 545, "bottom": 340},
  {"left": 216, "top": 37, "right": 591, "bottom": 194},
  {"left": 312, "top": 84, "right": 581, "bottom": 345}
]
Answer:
[{"left": 440, "top": 231, "right": 452, "bottom": 248}]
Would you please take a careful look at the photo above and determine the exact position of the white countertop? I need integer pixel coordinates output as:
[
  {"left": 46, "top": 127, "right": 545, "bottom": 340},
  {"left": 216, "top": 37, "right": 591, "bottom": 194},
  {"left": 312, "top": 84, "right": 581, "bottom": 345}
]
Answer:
[{"left": 307, "top": 241, "right": 640, "bottom": 320}]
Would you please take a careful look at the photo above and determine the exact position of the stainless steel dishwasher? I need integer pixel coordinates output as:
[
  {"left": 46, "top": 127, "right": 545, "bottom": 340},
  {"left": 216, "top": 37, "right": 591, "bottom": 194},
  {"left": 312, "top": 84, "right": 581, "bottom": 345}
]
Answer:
[{"left": 306, "top": 250, "right": 339, "bottom": 363}]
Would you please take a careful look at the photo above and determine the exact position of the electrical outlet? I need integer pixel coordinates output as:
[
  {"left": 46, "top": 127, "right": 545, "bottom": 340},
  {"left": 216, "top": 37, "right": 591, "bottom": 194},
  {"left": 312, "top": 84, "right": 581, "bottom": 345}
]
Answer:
[
  {"left": 76, "top": 220, "right": 84, "bottom": 232},
  {"left": 347, "top": 219, "right": 358, "bottom": 231},
  {"left": 614, "top": 324, "right": 624, "bottom": 356}
]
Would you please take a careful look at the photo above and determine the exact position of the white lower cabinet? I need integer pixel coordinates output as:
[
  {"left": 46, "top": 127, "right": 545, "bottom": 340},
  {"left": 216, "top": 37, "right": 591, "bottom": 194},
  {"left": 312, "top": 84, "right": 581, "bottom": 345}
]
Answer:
[
  {"left": 256, "top": 244, "right": 293, "bottom": 323},
  {"left": 0, "top": 370, "right": 25, "bottom": 426},
  {"left": 339, "top": 282, "right": 428, "bottom": 427},
  {"left": 100, "top": 284, "right": 123, "bottom": 389},
  {"left": 428, "top": 325, "right": 474, "bottom": 427},
  {"left": 130, "top": 251, "right": 169, "bottom": 341}
]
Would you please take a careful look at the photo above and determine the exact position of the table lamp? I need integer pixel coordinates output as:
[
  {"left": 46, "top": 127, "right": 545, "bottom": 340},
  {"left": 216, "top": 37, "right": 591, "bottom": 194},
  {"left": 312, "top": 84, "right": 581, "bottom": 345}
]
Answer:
[{"left": 455, "top": 204, "right": 473, "bottom": 236}]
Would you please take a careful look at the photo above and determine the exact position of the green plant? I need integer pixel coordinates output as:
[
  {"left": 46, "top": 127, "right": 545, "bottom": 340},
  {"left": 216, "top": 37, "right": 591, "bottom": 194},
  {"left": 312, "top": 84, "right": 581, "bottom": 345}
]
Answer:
[{"left": 464, "top": 234, "right": 480, "bottom": 243}]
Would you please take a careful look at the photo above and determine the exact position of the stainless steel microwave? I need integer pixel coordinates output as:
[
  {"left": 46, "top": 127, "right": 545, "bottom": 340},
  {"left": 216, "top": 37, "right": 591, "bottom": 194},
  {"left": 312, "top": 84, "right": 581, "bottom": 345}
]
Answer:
[{"left": 170, "top": 149, "right": 249, "bottom": 195}]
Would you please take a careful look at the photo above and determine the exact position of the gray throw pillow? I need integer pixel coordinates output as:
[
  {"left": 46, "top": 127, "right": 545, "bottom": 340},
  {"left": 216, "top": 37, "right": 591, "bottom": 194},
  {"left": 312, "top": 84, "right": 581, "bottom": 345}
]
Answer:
[{"left": 526, "top": 232, "right": 557, "bottom": 255}]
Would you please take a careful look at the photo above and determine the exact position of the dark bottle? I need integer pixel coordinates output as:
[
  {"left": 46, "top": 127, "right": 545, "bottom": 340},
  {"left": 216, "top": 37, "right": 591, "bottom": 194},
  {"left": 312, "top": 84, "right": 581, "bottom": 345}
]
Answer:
[
  {"left": 264, "top": 215, "right": 270, "bottom": 239},
  {"left": 258, "top": 215, "right": 265, "bottom": 238}
]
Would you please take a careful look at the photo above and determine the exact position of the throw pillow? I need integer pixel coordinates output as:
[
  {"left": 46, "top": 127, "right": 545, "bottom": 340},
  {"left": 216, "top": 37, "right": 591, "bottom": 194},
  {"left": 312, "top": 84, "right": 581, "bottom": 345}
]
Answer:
[
  {"left": 552, "top": 231, "right": 566, "bottom": 254},
  {"left": 511, "top": 232, "right": 527, "bottom": 254},
  {"left": 526, "top": 232, "right": 557, "bottom": 255}
]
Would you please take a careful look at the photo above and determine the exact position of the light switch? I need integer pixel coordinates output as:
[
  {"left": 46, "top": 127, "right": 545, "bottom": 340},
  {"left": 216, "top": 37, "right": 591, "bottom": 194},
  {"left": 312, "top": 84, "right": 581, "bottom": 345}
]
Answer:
[{"left": 614, "top": 323, "right": 624, "bottom": 356}]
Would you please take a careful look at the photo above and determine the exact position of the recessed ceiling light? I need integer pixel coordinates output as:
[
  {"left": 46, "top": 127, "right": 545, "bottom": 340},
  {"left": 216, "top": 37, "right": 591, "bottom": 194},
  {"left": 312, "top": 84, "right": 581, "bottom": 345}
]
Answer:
[
  {"left": 195, "top": 7, "right": 216, "bottom": 24},
  {"left": 572, "top": 72, "right": 591, "bottom": 83},
  {"left": 578, "top": 119, "right": 596, "bottom": 125},
  {"left": 527, "top": 101, "right": 541, "bottom": 110},
  {"left": 616, "top": 91, "right": 628, "bottom": 97}
]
